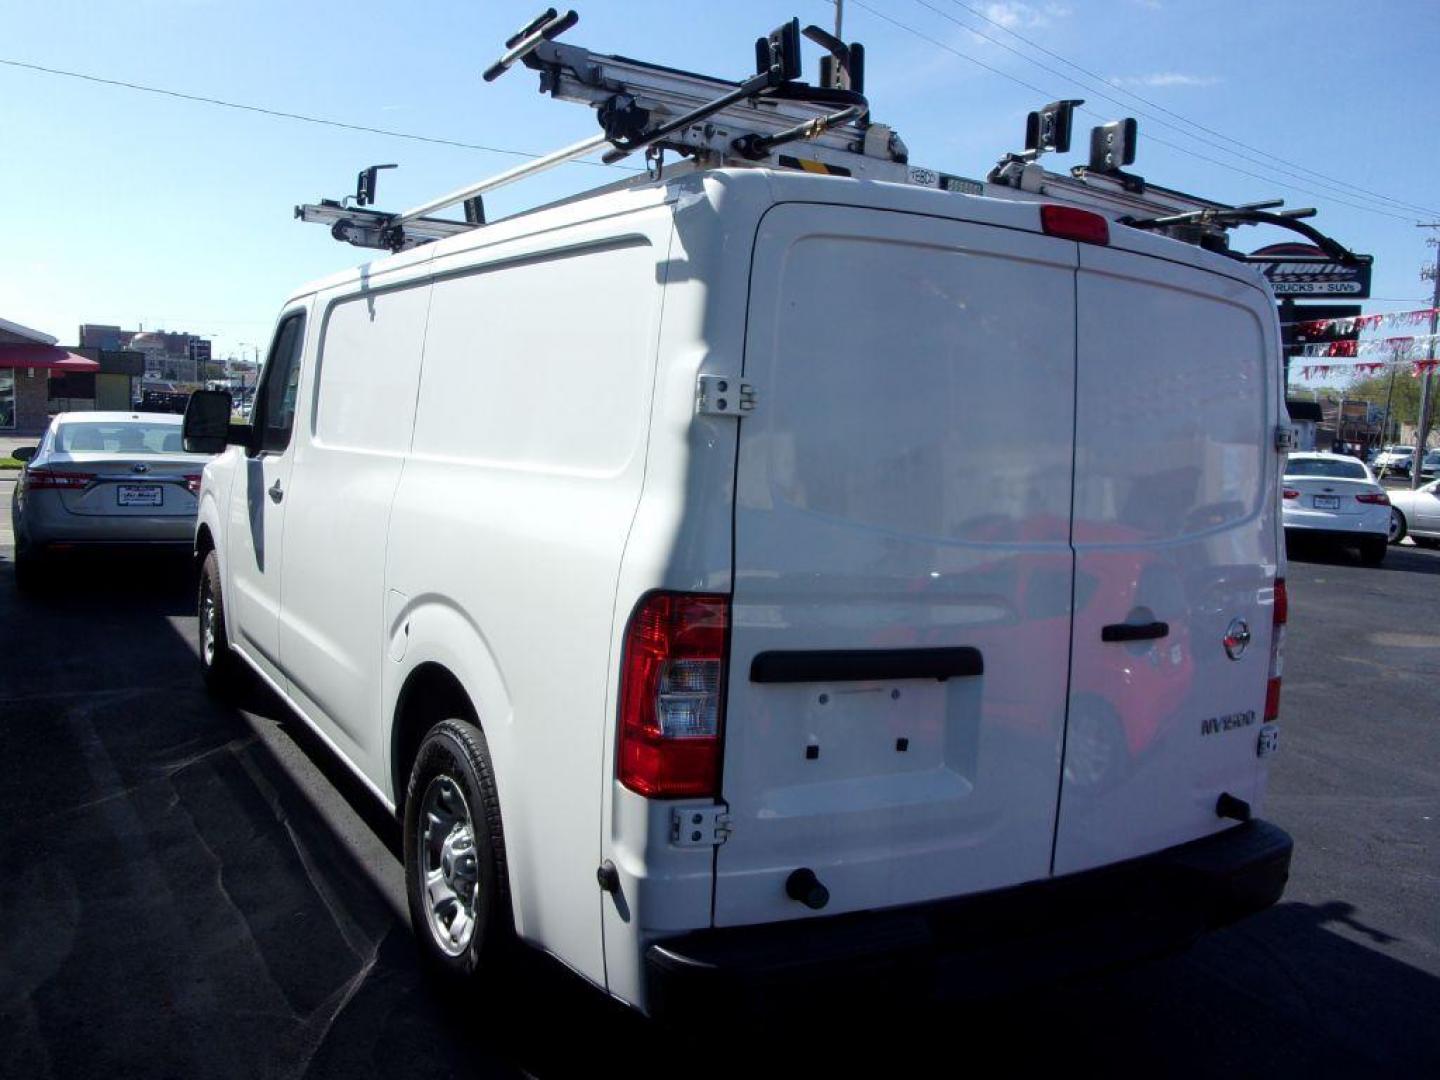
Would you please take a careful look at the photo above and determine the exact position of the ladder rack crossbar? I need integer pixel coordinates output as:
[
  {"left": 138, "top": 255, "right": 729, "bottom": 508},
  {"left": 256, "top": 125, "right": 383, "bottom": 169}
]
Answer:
[{"left": 392, "top": 133, "right": 610, "bottom": 230}]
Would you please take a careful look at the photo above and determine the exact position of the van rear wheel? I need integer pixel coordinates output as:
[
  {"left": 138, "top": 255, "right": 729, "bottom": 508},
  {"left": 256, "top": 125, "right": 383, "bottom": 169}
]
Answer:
[{"left": 404, "top": 719, "right": 512, "bottom": 979}]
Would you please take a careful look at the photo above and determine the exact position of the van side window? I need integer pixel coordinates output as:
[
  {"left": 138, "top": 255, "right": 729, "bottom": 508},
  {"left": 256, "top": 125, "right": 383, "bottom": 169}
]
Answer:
[{"left": 256, "top": 313, "right": 306, "bottom": 453}]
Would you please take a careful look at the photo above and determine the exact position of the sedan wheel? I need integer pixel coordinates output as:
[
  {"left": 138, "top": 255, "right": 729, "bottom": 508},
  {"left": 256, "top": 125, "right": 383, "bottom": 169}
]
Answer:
[{"left": 1389, "top": 509, "right": 1407, "bottom": 544}]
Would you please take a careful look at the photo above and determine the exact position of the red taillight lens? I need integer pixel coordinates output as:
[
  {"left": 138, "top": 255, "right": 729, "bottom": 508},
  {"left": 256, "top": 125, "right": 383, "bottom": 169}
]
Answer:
[
  {"left": 1282, "top": 488, "right": 1301, "bottom": 500},
  {"left": 617, "top": 591, "right": 729, "bottom": 798},
  {"left": 184, "top": 473, "right": 203, "bottom": 496},
  {"left": 25, "top": 468, "right": 95, "bottom": 491},
  {"left": 1040, "top": 204, "right": 1110, "bottom": 245},
  {"left": 1355, "top": 492, "right": 1389, "bottom": 505},
  {"left": 1266, "top": 578, "right": 1287, "bottom": 723}
]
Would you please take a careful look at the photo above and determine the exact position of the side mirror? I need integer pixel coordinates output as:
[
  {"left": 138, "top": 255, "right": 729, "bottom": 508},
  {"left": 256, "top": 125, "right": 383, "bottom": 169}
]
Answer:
[
  {"left": 11, "top": 445, "right": 37, "bottom": 463},
  {"left": 183, "top": 390, "right": 243, "bottom": 454}
]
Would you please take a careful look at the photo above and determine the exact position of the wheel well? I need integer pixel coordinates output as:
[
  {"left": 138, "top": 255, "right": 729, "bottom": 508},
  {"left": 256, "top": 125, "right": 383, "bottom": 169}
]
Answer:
[
  {"left": 194, "top": 523, "right": 215, "bottom": 570},
  {"left": 391, "top": 662, "right": 478, "bottom": 812}
]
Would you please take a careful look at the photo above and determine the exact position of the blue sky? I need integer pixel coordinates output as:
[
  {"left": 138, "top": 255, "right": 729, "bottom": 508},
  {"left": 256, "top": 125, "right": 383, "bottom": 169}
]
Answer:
[{"left": 2, "top": 0, "right": 1437, "bottom": 383}]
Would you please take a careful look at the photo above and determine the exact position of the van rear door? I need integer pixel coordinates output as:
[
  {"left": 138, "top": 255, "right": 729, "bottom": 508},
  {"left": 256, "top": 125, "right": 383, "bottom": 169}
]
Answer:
[
  {"left": 1052, "top": 245, "right": 1281, "bottom": 876},
  {"left": 715, "top": 204, "right": 1079, "bottom": 927}
]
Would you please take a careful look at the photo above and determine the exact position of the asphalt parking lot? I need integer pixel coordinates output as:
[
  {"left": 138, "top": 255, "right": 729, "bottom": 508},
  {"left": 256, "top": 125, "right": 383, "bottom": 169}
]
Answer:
[{"left": 1, "top": 472, "right": 1437, "bottom": 1077}]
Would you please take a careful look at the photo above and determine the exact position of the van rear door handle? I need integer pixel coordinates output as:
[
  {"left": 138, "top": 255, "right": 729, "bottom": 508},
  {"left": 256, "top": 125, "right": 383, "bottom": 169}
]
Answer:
[
  {"left": 1101, "top": 621, "right": 1169, "bottom": 643},
  {"left": 268, "top": 479, "right": 284, "bottom": 503}
]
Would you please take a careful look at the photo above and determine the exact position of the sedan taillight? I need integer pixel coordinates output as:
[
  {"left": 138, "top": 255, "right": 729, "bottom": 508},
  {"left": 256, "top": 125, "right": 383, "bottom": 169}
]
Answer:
[
  {"left": 1282, "top": 488, "right": 1300, "bottom": 500},
  {"left": 25, "top": 468, "right": 96, "bottom": 491},
  {"left": 184, "top": 474, "right": 203, "bottom": 496},
  {"left": 1355, "top": 492, "right": 1390, "bottom": 505}
]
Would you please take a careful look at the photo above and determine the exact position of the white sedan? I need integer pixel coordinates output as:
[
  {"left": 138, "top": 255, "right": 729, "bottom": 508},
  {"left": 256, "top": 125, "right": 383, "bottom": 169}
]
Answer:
[
  {"left": 1388, "top": 479, "right": 1440, "bottom": 548},
  {"left": 1282, "top": 452, "right": 1391, "bottom": 565}
]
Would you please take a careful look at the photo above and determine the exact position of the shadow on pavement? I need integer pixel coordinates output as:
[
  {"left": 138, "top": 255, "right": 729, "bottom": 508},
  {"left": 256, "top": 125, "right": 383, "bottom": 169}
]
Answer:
[
  {"left": 1, "top": 551, "right": 1438, "bottom": 1077},
  {"left": 1285, "top": 536, "right": 1440, "bottom": 575}
]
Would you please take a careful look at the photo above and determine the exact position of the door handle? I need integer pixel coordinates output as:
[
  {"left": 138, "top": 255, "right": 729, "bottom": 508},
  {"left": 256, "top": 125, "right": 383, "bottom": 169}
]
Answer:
[
  {"left": 268, "top": 479, "right": 284, "bottom": 503},
  {"left": 1101, "top": 621, "right": 1169, "bottom": 643}
]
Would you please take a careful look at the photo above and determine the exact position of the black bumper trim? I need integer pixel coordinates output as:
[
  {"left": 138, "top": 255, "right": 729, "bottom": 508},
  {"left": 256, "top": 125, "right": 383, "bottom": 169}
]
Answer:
[{"left": 645, "top": 820, "right": 1292, "bottom": 1016}]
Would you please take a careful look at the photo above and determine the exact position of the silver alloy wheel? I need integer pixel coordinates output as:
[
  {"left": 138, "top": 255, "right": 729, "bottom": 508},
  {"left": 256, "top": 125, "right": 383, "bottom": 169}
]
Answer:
[
  {"left": 200, "top": 582, "right": 217, "bottom": 667},
  {"left": 1390, "top": 508, "right": 1404, "bottom": 543},
  {"left": 417, "top": 774, "right": 481, "bottom": 957}
]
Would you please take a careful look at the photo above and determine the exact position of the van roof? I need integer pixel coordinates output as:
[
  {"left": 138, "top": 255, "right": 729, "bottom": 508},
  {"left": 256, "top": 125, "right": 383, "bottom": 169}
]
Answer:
[{"left": 283, "top": 167, "right": 1272, "bottom": 306}]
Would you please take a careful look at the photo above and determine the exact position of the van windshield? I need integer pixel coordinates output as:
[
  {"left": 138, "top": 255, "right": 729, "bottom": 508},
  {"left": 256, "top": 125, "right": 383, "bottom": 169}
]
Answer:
[{"left": 1286, "top": 457, "right": 1368, "bottom": 480}]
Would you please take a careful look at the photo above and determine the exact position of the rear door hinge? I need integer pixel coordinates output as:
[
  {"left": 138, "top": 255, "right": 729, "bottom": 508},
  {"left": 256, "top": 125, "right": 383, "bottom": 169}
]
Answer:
[
  {"left": 1275, "top": 424, "right": 1297, "bottom": 452},
  {"left": 696, "top": 374, "right": 757, "bottom": 417},
  {"left": 671, "top": 804, "right": 731, "bottom": 847}
]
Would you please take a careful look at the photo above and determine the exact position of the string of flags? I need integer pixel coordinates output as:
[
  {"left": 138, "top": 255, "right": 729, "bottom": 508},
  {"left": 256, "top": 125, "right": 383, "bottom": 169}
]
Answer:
[
  {"left": 1297, "top": 334, "right": 1440, "bottom": 358},
  {"left": 1281, "top": 307, "right": 1440, "bottom": 334},
  {"left": 1286, "top": 304, "right": 1440, "bottom": 379},
  {"left": 1298, "top": 357, "right": 1440, "bottom": 380}
]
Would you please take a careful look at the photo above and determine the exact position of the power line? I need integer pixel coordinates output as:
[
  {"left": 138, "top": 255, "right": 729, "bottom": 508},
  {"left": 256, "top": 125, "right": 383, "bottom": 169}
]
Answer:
[
  {"left": 0, "top": 57, "right": 630, "bottom": 170},
  {"left": 846, "top": 1, "right": 1418, "bottom": 223},
  {"left": 917, "top": 0, "right": 1439, "bottom": 219},
  {"left": 927, "top": 0, "right": 1434, "bottom": 220}
]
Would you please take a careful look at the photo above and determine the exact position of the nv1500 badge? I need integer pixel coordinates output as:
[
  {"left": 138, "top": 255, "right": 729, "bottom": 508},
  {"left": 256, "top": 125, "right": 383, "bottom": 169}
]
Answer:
[{"left": 1201, "top": 709, "right": 1256, "bottom": 736}]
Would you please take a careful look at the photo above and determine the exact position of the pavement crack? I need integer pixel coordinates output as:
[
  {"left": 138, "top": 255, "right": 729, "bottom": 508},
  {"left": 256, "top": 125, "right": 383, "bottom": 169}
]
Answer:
[{"left": 287, "top": 935, "right": 383, "bottom": 1080}]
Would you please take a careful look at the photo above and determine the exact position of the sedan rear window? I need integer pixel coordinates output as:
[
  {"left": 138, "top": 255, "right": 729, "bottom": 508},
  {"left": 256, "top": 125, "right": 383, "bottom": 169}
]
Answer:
[
  {"left": 1285, "top": 457, "right": 1368, "bottom": 480},
  {"left": 55, "top": 422, "right": 195, "bottom": 454}
]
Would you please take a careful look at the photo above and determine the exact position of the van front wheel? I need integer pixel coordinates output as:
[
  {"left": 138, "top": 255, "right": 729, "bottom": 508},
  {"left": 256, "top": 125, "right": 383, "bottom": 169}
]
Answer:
[
  {"left": 404, "top": 719, "right": 512, "bottom": 979},
  {"left": 198, "top": 550, "right": 245, "bottom": 696}
]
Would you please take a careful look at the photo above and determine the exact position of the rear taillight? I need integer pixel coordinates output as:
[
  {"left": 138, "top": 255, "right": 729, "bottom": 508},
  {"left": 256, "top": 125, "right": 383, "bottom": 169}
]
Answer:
[
  {"left": 25, "top": 468, "right": 95, "bottom": 491},
  {"left": 185, "top": 474, "right": 202, "bottom": 496},
  {"left": 1282, "top": 488, "right": 1300, "bottom": 500},
  {"left": 1266, "top": 578, "right": 1287, "bottom": 723},
  {"left": 1040, "top": 204, "right": 1110, "bottom": 245},
  {"left": 1355, "top": 492, "right": 1389, "bottom": 505},
  {"left": 617, "top": 591, "right": 729, "bottom": 799}
]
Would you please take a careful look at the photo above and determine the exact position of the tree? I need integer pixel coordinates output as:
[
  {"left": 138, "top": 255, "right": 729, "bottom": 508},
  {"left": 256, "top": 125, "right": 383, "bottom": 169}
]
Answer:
[{"left": 1346, "top": 369, "right": 1424, "bottom": 427}]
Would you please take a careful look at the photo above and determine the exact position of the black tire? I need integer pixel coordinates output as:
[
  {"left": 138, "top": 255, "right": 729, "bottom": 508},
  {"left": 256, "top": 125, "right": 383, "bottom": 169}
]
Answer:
[
  {"left": 1389, "top": 508, "right": 1408, "bottom": 545},
  {"left": 403, "top": 718, "right": 513, "bottom": 979},
  {"left": 197, "top": 550, "right": 245, "bottom": 695},
  {"left": 1359, "top": 537, "right": 1388, "bottom": 566}
]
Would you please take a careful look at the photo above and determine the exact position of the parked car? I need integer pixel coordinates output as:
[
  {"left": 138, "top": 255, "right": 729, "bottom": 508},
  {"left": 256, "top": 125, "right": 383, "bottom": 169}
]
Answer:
[
  {"left": 10, "top": 412, "right": 210, "bottom": 589},
  {"left": 1387, "top": 479, "right": 1440, "bottom": 547},
  {"left": 1372, "top": 445, "right": 1415, "bottom": 477},
  {"left": 1419, "top": 449, "right": 1440, "bottom": 480},
  {"left": 1282, "top": 452, "right": 1390, "bottom": 563},
  {"left": 186, "top": 168, "right": 1293, "bottom": 1018}
]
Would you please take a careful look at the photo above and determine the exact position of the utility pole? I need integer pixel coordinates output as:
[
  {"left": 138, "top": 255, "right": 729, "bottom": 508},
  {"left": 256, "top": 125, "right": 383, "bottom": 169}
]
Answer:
[
  {"left": 834, "top": 0, "right": 844, "bottom": 38},
  {"left": 1413, "top": 228, "right": 1440, "bottom": 490}
]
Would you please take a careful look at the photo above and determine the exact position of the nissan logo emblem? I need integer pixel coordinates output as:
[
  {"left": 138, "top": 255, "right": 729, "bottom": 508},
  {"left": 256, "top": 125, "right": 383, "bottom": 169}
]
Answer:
[{"left": 1223, "top": 618, "right": 1251, "bottom": 661}]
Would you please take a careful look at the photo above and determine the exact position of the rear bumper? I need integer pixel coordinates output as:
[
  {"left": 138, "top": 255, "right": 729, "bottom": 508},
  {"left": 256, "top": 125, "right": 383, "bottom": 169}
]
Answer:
[
  {"left": 17, "top": 497, "right": 196, "bottom": 547},
  {"left": 1284, "top": 525, "right": 1386, "bottom": 545},
  {"left": 644, "top": 819, "right": 1292, "bottom": 1018}
]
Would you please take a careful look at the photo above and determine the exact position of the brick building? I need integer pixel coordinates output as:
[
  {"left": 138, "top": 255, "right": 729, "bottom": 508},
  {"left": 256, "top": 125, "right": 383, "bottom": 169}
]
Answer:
[{"left": 0, "top": 317, "right": 100, "bottom": 435}]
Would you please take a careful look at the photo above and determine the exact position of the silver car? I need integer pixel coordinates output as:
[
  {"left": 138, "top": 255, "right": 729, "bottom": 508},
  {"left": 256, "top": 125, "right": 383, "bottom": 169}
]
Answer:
[{"left": 11, "top": 411, "right": 211, "bottom": 587}]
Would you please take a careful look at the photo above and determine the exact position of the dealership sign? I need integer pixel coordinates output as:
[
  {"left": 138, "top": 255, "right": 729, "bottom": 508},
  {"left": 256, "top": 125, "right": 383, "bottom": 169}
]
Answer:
[{"left": 1248, "top": 242, "right": 1373, "bottom": 299}]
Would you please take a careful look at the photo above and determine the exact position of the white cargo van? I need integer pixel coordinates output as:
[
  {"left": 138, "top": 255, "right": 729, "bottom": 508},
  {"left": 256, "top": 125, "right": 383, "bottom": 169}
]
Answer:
[{"left": 186, "top": 165, "right": 1293, "bottom": 1015}]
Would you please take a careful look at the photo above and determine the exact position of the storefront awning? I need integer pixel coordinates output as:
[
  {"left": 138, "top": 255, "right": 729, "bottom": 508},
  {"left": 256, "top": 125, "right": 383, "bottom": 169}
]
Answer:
[{"left": 0, "top": 344, "right": 101, "bottom": 372}]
